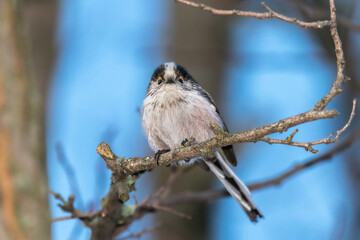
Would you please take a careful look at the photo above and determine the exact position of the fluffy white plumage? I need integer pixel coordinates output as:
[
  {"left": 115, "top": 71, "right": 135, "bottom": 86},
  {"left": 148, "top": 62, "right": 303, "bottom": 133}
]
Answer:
[{"left": 142, "top": 83, "right": 223, "bottom": 165}]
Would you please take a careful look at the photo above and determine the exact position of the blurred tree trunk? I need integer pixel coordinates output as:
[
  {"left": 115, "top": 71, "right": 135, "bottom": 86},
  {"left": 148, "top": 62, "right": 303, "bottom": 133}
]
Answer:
[{"left": 0, "top": 0, "right": 58, "bottom": 239}]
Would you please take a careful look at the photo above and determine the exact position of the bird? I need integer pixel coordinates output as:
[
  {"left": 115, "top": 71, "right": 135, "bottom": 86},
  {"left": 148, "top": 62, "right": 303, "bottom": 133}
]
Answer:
[{"left": 141, "top": 62, "right": 263, "bottom": 222}]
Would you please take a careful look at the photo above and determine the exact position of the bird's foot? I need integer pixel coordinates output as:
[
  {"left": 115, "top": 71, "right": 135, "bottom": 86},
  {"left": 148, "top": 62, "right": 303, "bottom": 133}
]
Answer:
[
  {"left": 181, "top": 137, "right": 195, "bottom": 147},
  {"left": 181, "top": 138, "right": 189, "bottom": 147},
  {"left": 155, "top": 149, "right": 170, "bottom": 165}
]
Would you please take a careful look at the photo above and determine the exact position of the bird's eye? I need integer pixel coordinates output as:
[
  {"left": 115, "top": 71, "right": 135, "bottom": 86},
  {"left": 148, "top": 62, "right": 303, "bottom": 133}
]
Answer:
[
  {"left": 157, "top": 77, "right": 163, "bottom": 85},
  {"left": 179, "top": 76, "right": 184, "bottom": 84}
]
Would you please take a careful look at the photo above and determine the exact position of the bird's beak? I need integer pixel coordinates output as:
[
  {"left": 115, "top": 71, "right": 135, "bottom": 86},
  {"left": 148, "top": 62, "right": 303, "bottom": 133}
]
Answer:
[{"left": 166, "top": 78, "right": 175, "bottom": 84}]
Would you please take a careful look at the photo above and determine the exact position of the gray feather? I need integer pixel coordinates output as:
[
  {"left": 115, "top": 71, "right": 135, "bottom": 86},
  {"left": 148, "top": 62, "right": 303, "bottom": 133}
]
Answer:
[{"left": 204, "top": 151, "right": 263, "bottom": 222}]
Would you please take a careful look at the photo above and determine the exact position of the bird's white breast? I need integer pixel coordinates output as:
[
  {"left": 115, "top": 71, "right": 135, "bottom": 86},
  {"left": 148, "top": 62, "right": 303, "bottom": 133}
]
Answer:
[{"left": 142, "top": 84, "right": 223, "bottom": 153}]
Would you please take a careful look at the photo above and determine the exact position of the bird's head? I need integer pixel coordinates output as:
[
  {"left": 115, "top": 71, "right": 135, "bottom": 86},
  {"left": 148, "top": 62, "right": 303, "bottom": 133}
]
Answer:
[{"left": 146, "top": 62, "right": 197, "bottom": 95}]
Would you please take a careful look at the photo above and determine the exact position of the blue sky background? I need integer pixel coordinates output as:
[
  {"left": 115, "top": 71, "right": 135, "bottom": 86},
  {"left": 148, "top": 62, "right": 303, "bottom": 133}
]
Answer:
[{"left": 47, "top": 0, "right": 357, "bottom": 239}]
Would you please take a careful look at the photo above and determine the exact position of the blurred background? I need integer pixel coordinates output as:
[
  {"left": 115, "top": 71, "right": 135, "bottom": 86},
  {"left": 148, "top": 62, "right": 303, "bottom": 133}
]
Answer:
[{"left": 0, "top": 0, "right": 359, "bottom": 239}]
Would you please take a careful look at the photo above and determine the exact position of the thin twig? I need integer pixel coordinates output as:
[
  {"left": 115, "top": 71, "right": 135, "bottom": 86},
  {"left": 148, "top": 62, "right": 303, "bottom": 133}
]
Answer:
[
  {"left": 287, "top": 0, "right": 360, "bottom": 32},
  {"left": 50, "top": 191, "right": 102, "bottom": 223},
  {"left": 333, "top": 98, "right": 357, "bottom": 141},
  {"left": 52, "top": 210, "right": 102, "bottom": 223},
  {"left": 261, "top": 99, "right": 357, "bottom": 153},
  {"left": 132, "top": 169, "right": 193, "bottom": 221},
  {"left": 157, "top": 166, "right": 193, "bottom": 200},
  {"left": 175, "top": 0, "right": 331, "bottom": 28},
  {"left": 150, "top": 204, "right": 192, "bottom": 220},
  {"left": 55, "top": 143, "right": 84, "bottom": 209},
  {"left": 52, "top": 215, "right": 74, "bottom": 222}
]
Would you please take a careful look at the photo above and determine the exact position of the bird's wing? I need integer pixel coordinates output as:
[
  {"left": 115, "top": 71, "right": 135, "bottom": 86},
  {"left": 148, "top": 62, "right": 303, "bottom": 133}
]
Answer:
[
  {"left": 197, "top": 89, "right": 237, "bottom": 166},
  {"left": 220, "top": 122, "right": 237, "bottom": 167}
]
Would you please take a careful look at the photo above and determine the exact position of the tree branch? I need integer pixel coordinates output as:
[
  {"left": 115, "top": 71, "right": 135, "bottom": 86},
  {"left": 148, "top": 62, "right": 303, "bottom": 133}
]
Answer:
[
  {"left": 260, "top": 99, "right": 357, "bottom": 153},
  {"left": 313, "top": 0, "right": 349, "bottom": 111},
  {"left": 53, "top": 120, "right": 360, "bottom": 225},
  {"left": 58, "top": 119, "right": 360, "bottom": 225},
  {"left": 98, "top": 110, "right": 339, "bottom": 177},
  {"left": 162, "top": 124, "right": 360, "bottom": 206},
  {"left": 287, "top": 0, "right": 360, "bottom": 33},
  {"left": 174, "top": 0, "right": 331, "bottom": 28}
]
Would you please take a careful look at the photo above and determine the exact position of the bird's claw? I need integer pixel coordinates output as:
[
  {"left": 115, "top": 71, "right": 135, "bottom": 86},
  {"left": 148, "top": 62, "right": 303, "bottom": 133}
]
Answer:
[
  {"left": 181, "top": 137, "right": 195, "bottom": 147},
  {"left": 181, "top": 138, "right": 189, "bottom": 147},
  {"left": 155, "top": 149, "right": 170, "bottom": 165}
]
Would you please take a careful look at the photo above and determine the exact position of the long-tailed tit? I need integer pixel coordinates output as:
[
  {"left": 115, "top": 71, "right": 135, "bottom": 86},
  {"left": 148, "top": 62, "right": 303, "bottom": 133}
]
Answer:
[{"left": 142, "top": 62, "right": 263, "bottom": 222}]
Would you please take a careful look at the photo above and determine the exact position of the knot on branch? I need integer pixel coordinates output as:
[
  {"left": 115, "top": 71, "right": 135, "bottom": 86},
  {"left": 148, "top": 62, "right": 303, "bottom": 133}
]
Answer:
[
  {"left": 97, "top": 142, "right": 116, "bottom": 161},
  {"left": 200, "top": 148, "right": 216, "bottom": 159},
  {"left": 120, "top": 205, "right": 136, "bottom": 220},
  {"left": 305, "top": 144, "right": 318, "bottom": 154},
  {"left": 112, "top": 174, "right": 138, "bottom": 202},
  {"left": 210, "top": 122, "right": 229, "bottom": 140},
  {"left": 97, "top": 142, "right": 128, "bottom": 172},
  {"left": 317, "top": 20, "right": 331, "bottom": 28},
  {"left": 276, "top": 120, "right": 290, "bottom": 133}
]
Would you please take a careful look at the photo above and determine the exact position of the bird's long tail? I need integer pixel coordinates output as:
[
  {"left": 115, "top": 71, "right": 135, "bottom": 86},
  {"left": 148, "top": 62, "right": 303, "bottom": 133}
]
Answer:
[{"left": 204, "top": 151, "right": 263, "bottom": 222}]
